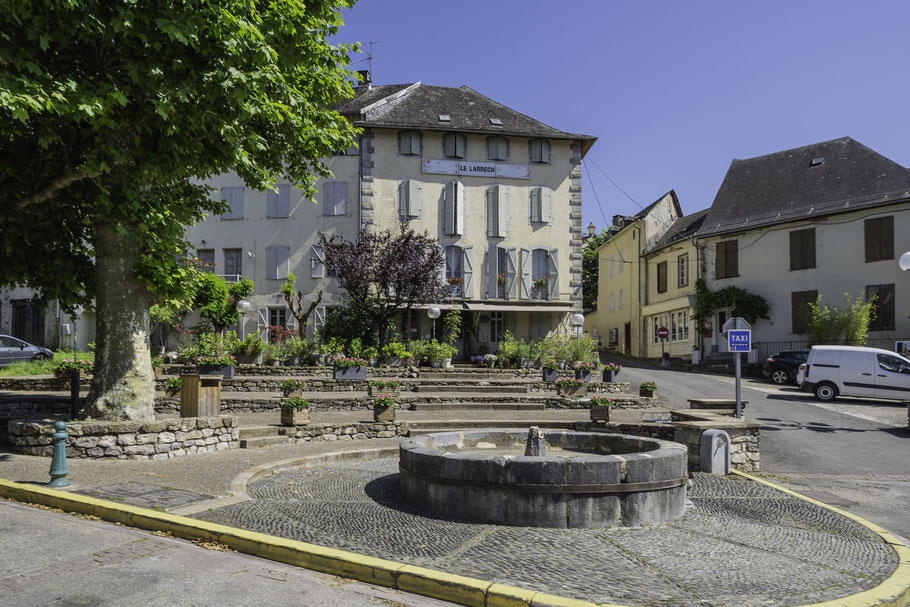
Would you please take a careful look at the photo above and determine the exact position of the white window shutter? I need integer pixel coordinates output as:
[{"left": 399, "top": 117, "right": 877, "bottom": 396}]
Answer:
[
  {"left": 486, "top": 244, "right": 498, "bottom": 298},
  {"left": 463, "top": 246, "right": 473, "bottom": 298},
  {"left": 547, "top": 248, "right": 559, "bottom": 300},
  {"left": 334, "top": 181, "right": 347, "bottom": 215},
  {"left": 506, "top": 247, "right": 517, "bottom": 299},
  {"left": 618, "top": 248, "right": 624, "bottom": 273},
  {"left": 486, "top": 187, "right": 499, "bottom": 237},
  {"left": 398, "top": 181, "right": 408, "bottom": 218},
  {"left": 542, "top": 140, "right": 551, "bottom": 163},
  {"left": 498, "top": 186, "right": 509, "bottom": 237},
  {"left": 540, "top": 187, "right": 552, "bottom": 223},
  {"left": 519, "top": 248, "right": 531, "bottom": 299},
  {"left": 409, "top": 180, "right": 421, "bottom": 217},
  {"left": 437, "top": 245, "right": 446, "bottom": 286},
  {"left": 257, "top": 308, "right": 268, "bottom": 338},
  {"left": 609, "top": 254, "right": 615, "bottom": 278},
  {"left": 455, "top": 181, "right": 465, "bottom": 235},
  {"left": 444, "top": 181, "right": 455, "bottom": 235},
  {"left": 311, "top": 246, "right": 325, "bottom": 278},
  {"left": 314, "top": 306, "right": 326, "bottom": 329},
  {"left": 530, "top": 188, "right": 541, "bottom": 223}
]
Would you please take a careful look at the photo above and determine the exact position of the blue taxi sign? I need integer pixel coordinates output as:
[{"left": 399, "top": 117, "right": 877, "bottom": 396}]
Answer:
[{"left": 727, "top": 329, "right": 751, "bottom": 352}]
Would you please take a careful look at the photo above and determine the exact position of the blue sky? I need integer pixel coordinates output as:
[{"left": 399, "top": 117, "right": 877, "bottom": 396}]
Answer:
[{"left": 334, "top": 1, "right": 910, "bottom": 230}]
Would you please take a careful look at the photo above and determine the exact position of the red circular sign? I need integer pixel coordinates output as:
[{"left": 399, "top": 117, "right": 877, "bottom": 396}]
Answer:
[{"left": 657, "top": 327, "right": 670, "bottom": 339}]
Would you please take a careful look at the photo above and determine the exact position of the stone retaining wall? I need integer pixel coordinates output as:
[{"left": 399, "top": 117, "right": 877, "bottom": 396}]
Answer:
[
  {"left": 6, "top": 416, "right": 239, "bottom": 460},
  {"left": 280, "top": 421, "right": 407, "bottom": 443}
]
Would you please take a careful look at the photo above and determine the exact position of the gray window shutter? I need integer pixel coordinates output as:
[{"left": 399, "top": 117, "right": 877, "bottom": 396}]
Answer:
[
  {"left": 542, "top": 140, "right": 551, "bottom": 163},
  {"left": 456, "top": 134, "right": 465, "bottom": 158},
  {"left": 221, "top": 186, "right": 244, "bottom": 219},
  {"left": 455, "top": 181, "right": 465, "bottom": 235},
  {"left": 334, "top": 181, "right": 347, "bottom": 215},
  {"left": 398, "top": 181, "right": 408, "bottom": 218},
  {"left": 311, "top": 245, "right": 325, "bottom": 278},
  {"left": 520, "top": 248, "right": 531, "bottom": 299},
  {"left": 506, "top": 247, "right": 517, "bottom": 299},
  {"left": 463, "top": 246, "right": 473, "bottom": 298},
  {"left": 540, "top": 187, "right": 552, "bottom": 223},
  {"left": 257, "top": 308, "right": 268, "bottom": 338},
  {"left": 444, "top": 133, "right": 456, "bottom": 157},
  {"left": 400, "top": 131, "right": 419, "bottom": 155},
  {"left": 409, "top": 180, "right": 421, "bottom": 217},
  {"left": 266, "top": 246, "right": 277, "bottom": 279},
  {"left": 486, "top": 187, "right": 499, "bottom": 237},
  {"left": 530, "top": 188, "right": 541, "bottom": 223},
  {"left": 438, "top": 245, "right": 446, "bottom": 286},
  {"left": 547, "top": 248, "right": 559, "bottom": 300},
  {"left": 267, "top": 183, "right": 290, "bottom": 217},
  {"left": 498, "top": 185, "right": 509, "bottom": 237},
  {"left": 444, "top": 181, "right": 455, "bottom": 234},
  {"left": 445, "top": 181, "right": 464, "bottom": 235},
  {"left": 278, "top": 245, "right": 289, "bottom": 279},
  {"left": 314, "top": 306, "right": 326, "bottom": 330},
  {"left": 323, "top": 182, "right": 334, "bottom": 215},
  {"left": 486, "top": 244, "right": 498, "bottom": 298}
]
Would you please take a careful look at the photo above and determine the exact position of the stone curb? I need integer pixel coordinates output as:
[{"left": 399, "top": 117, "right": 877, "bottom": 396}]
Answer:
[
  {"left": 732, "top": 470, "right": 910, "bottom": 607},
  {"left": 0, "top": 478, "right": 625, "bottom": 607}
]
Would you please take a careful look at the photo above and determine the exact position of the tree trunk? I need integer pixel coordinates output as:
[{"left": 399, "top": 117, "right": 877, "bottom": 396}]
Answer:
[{"left": 85, "top": 224, "right": 156, "bottom": 421}]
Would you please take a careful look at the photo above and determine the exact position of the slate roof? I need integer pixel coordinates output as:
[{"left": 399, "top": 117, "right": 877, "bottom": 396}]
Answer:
[
  {"left": 647, "top": 209, "right": 709, "bottom": 253},
  {"left": 336, "top": 82, "right": 596, "bottom": 153},
  {"left": 697, "top": 137, "right": 910, "bottom": 237}
]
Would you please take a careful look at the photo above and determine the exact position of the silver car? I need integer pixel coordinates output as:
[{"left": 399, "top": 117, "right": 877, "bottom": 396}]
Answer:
[{"left": 0, "top": 334, "right": 53, "bottom": 366}]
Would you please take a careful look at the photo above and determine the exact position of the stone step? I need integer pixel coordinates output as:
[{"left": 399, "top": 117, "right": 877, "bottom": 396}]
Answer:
[
  {"left": 413, "top": 385, "right": 528, "bottom": 394},
  {"left": 409, "top": 402, "right": 546, "bottom": 411},
  {"left": 238, "top": 425, "right": 282, "bottom": 439},
  {"left": 239, "top": 435, "right": 289, "bottom": 449},
  {"left": 408, "top": 420, "right": 578, "bottom": 436},
  {"left": 419, "top": 372, "right": 523, "bottom": 380}
]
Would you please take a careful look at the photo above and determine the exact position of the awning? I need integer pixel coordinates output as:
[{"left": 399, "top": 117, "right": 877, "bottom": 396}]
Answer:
[
  {"left": 641, "top": 295, "right": 695, "bottom": 317},
  {"left": 464, "top": 303, "right": 576, "bottom": 313}
]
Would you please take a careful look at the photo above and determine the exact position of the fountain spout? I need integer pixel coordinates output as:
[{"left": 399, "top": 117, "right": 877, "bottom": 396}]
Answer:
[{"left": 525, "top": 426, "right": 546, "bottom": 457}]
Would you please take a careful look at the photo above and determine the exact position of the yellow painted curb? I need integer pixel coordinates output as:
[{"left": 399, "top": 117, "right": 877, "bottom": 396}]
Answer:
[{"left": 733, "top": 470, "right": 910, "bottom": 607}]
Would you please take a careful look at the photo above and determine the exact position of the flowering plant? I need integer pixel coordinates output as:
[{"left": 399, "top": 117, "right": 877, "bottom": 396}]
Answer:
[
  {"left": 590, "top": 396, "right": 616, "bottom": 407},
  {"left": 151, "top": 355, "right": 165, "bottom": 368},
  {"left": 281, "top": 378, "right": 306, "bottom": 393},
  {"left": 373, "top": 394, "right": 395, "bottom": 409},
  {"left": 574, "top": 362, "right": 599, "bottom": 371},
  {"left": 332, "top": 356, "right": 368, "bottom": 368},
  {"left": 483, "top": 353, "right": 498, "bottom": 365},
  {"left": 195, "top": 354, "right": 236, "bottom": 367},
  {"left": 281, "top": 396, "right": 310, "bottom": 410},
  {"left": 55, "top": 359, "right": 94, "bottom": 373},
  {"left": 369, "top": 378, "right": 400, "bottom": 390},
  {"left": 164, "top": 377, "right": 181, "bottom": 394},
  {"left": 533, "top": 276, "right": 547, "bottom": 288},
  {"left": 603, "top": 363, "right": 622, "bottom": 372},
  {"left": 497, "top": 273, "right": 505, "bottom": 284},
  {"left": 555, "top": 377, "right": 584, "bottom": 388},
  {"left": 446, "top": 276, "right": 463, "bottom": 285},
  {"left": 541, "top": 359, "right": 559, "bottom": 370},
  {"left": 640, "top": 381, "right": 657, "bottom": 392}
]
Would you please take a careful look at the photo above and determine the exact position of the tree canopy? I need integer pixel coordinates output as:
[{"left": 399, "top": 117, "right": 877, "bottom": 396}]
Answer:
[{"left": 582, "top": 228, "right": 611, "bottom": 310}]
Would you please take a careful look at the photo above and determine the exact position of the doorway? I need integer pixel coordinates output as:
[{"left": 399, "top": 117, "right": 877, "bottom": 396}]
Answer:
[{"left": 624, "top": 322, "right": 631, "bottom": 355}]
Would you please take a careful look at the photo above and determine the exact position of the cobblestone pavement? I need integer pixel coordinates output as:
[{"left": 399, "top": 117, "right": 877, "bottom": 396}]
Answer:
[{"left": 194, "top": 459, "right": 899, "bottom": 607}]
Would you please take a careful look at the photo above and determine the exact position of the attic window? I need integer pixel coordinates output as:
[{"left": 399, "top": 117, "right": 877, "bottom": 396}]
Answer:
[
  {"left": 810, "top": 157, "right": 825, "bottom": 167},
  {"left": 489, "top": 118, "right": 502, "bottom": 126},
  {"left": 438, "top": 114, "right": 451, "bottom": 123}
]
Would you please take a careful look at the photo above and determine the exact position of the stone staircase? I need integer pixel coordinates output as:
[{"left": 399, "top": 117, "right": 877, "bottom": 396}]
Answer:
[
  {"left": 238, "top": 425, "right": 289, "bottom": 449},
  {"left": 411, "top": 384, "right": 529, "bottom": 394},
  {"left": 408, "top": 401, "right": 546, "bottom": 411},
  {"left": 407, "top": 419, "right": 578, "bottom": 436}
]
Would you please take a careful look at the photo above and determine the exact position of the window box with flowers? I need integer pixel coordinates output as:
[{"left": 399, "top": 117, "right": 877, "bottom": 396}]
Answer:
[
  {"left": 555, "top": 376, "right": 587, "bottom": 397},
  {"left": 541, "top": 359, "right": 559, "bottom": 382},
  {"left": 446, "top": 276, "right": 463, "bottom": 297},
  {"left": 373, "top": 394, "right": 396, "bottom": 421},
  {"left": 280, "top": 397, "right": 310, "bottom": 426},
  {"left": 589, "top": 396, "right": 616, "bottom": 422},
  {"left": 602, "top": 363, "right": 622, "bottom": 382},
  {"left": 333, "top": 356, "right": 368, "bottom": 380},
  {"left": 369, "top": 378, "right": 401, "bottom": 398},
  {"left": 281, "top": 378, "right": 306, "bottom": 398},
  {"left": 574, "top": 362, "right": 599, "bottom": 383},
  {"left": 195, "top": 354, "right": 236, "bottom": 379},
  {"left": 639, "top": 381, "right": 658, "bottom": 397}
]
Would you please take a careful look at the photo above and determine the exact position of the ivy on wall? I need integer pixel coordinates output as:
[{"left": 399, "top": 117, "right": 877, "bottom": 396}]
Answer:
[{"left": 693, "top": 278, "right": 771, "bottom": 336}]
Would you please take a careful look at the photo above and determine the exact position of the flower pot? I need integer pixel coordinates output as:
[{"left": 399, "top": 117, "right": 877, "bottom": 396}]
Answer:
[
  {"left": 640, "top": 388, "right": 655, "bottom": 398},
  {"left": 285, "top": 356, "right": 300, "bottom": 366},
  {"left": 446, "top": 284, "right": 462, "bottom": 297},
  {"left": 269, "top": 360, "right": 281, "bottom": 367},
  {"left": 368, "top": 386, "right": 400, "bottom": 398},
  {"left": 153, "top": 367, "right": 163, "bottom": 378},
  {"left": 602, "top": 369, "right": 619, "bottom": 382},
  {"left": 430, "top": 359, "right": 443, "bottom": 369},
  {"left": 575, "top": 369, "right": 592, "bottom": 383},
  {"left": 442, "top": 358, "right": 452, "bottom": 369},
  {"left": 590, "top": 406, "right": 612, "bottom": 422},
  {"left": 557, "top": 384, "right": 588, "bottom": 397},
  {"left": 234, "top": 353, "right": 258, "bottom": 365},
  {"left": 281, "top": 407, "right": 309, "bottom": 426},
  {"left": 385, "top": 356, "right": 403, "bottom": 367},
  {"left": 556, "top": 359, "right": 566, "bottom": 369},
  {"left": 197, "top": 364, "right": 234, "bottom": 379},
  {"left": 502, "top": 359, "right": 511, "bottom": 369},
  {"left": 542, "top": 368, "right": 558, "bottom": 382},
  {"left": 334, "top": 365, "right": 366, "bottom": 380},
  {"left": 374, "top": 405, "right": 395, "bottom": 422}
]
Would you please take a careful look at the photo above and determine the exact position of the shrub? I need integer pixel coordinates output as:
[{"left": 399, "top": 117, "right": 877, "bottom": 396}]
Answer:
[
  {"left": 281, "top": 378, "right": 306, "bottom": 393},
  {"left": 164, "top": 377, "right": 181, "bottom": 394},
  {"left": 590, "top": 396, "right": 615, "bottom": 407},
  {"left": 369, "top": 378, "right": 401, "bottom": 390},
  {"left": 640, "top": 381, "right": 657, "bottom": 392},
  {"left": 281, "top": 397, "right": 310, "bottom": 410},
  {"left": 55, "top": 359, "right": 94, "bottom": 373},
  {"left": 382, "top": 341, "right": 411, "bottom": 360},
  {"left": 194, "top": 354, "right": 236, "bottom": 367},
  {"left": 574, "top": 361, "right": 599, "bottom": 372}
]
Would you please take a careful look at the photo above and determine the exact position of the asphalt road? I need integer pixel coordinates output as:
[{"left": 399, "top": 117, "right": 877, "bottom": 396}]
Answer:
[{"left": 608, "top": 357, "right": 910, "bottom": 541}]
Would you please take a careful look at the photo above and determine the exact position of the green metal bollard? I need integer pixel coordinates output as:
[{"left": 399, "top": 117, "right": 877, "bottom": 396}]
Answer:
[{"left": 48, "top": 421, "right": 70, "bottom": 488}]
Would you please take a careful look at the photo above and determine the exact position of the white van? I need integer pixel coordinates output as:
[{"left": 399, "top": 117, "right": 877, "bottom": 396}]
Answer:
[{"left": 797, "top": 345, "right": 910, "bottom": 402}]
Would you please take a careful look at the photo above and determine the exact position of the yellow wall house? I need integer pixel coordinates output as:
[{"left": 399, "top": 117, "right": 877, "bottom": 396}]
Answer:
[
  {"left": 185, "top": 76, "right": 597, "bottom": 357},
  {"left": 587, "top": 191, "right": 682, "bottom": 356},
  {"left": 640, "top": 210, "right": 707, "bottom": 359}
]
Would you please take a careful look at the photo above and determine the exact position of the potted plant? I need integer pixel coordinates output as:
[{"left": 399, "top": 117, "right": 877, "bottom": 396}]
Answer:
[
  {"left": 54, "top": 359, "right": 94, "bottom": 378},
  {"left": 281, "top": 378, "right": 306, "bottom": 398},
  {"left": 229, "top": 332, "right": 265, "bottom": 365},
  {"left": 382, "top": 341, "right": 411, "bottom": 366},
  {"left": 574, "top": 361, "right": 599, "bottom": 383},
  {"left": 483, "top": 353, "right": 498, "bottom": 369},
  {"left": 556, "top": 376, "right": 587, "bottom": 397},
  {"left": 602, "top": 362, "right": 622, "bottom": 382},
  {"left": 151, "top": 355, "right": 165, "bottom": 378},
  {"left": 333, "top": 356, "right": 368, "bottom": 380},
  {"left": 363, "top": 346, "right": 379, "bottom": 367},
  {"left": 195, "top": 353, "right": 237, "bottom": 379},
  {"left": 541, "top": 359, "right": 559, "bottom": 382},
  {"left": 283, "top": 336, "right": 303, "bottom": 366},
  {"left": 446, "top": 276, "right": 463, "bottom": 297},
  {"left": 640, "top": 381, "right": 657, "bottom": 397},
  {"left": 373, "top": 394, "right": 396, "bottom": 421},
  {"left": 369, "top": 378, "right": 401, "bottom": 398},
  {"left": 280, "top": 396, "right": 310, "bottom": 426},
  {"left": 517, "top": 340, "right": 534, "bottom": 368},
  {"left": 589, "top": 396, "right": 616, "bottom": 422},
  {"left": 164, "top": 377, "right": 181, "bottom": 396}
]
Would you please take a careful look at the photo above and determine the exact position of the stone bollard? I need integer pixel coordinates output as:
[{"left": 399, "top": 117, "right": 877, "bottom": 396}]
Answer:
[{"left": 48, "top": 421, "right": 70, "bottom": 488}]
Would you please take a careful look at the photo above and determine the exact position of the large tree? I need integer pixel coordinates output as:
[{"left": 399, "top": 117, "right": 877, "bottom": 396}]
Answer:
[
  {"left": 318, "top": 226, "right": 445, "bottom": 349},
  {"left": 582, "top": 228, "right": 611, "bottom": 311},
  {"left": 1, "top": 1, "right": 358, "bottom": 420}
]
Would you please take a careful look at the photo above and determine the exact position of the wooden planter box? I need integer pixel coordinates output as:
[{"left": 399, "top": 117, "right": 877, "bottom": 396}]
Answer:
[
  {"left": 153, "top": 367, "right": 163, "bottom": 378},
  {"left": 281, "top": 407, "right": 309, "bottom": 426},
  {"left": 575, "top": 369, "right": 593, "bottom": 383},
  {"left": 640, "top": 388, "right": 656, "bottom": 398},
  {"left": 334, "top": 365, "right": 366, "bottom": 380},
  {"left": 180, "top": 374, "right": 221, "bottom": 417},
  {"left": 368, "top": 386, "right": 401, "bottom": 398},
  {"left": 197, "top": 364, "right": 235, "bottom": 379},
  {"left": 374, "top": 405, "right": 395, "bottom": 422},
  {"left": 557, "top": 384, "right": 588, "bottom": 397},
  {"left": 590, "top": 406, "right": 612, "bottom": 422},
  {"left": 542, "top": 368, "right": 558, "bottom": 382}
]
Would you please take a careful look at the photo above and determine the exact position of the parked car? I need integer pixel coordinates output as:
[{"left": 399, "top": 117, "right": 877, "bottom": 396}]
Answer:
[
  {"left": 797, "top": 345, "right": 910, "bottom": 402},
  {"left": 762, "top": 350, "right": 809, "bottom": 385},
  {"left": 0, "top": 334, "right": 53, "bottom": 367}
]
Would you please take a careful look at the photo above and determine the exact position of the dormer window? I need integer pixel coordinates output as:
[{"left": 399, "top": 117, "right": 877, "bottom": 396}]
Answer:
[
  {"left": 443, "top": 133, "right": 466, "bottom": 159},
  {"left": 438, "top": 114, "right": 451, "bottom": 123},
  {"left": 489, "top": 118, "right": 502, "bottom": 126}
]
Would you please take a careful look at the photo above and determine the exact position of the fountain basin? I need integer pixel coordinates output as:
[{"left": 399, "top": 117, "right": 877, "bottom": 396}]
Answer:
[{"left": 399, "top": 429, "right": 688, "bottom": 528}]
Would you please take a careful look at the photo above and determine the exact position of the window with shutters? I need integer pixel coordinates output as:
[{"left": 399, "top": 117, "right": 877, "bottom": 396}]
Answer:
[
  {"left": 401, "top": 310, "right": 420, "bottom": 341},
  {"left": 398, "top": 179, "right": 421, "bottom": 220},
  {"left": 489, "top": 311, "right": 505, "bottom": 343},
  {"left": 678, "top": 253, "right": 689, "bottom": 287},
  {"left": 652, "top": 316, "right": 660, "bottom": 344},
  {"left": 864, "top": 216, "right": 894, "bottom": 262},
  {"left": 445, "top": 245, "right": 472, "bottom": 298},
  {"left": 715, "top": 240, "right": 738, "bottom": 278},
  {"left": 529, "top": 186, "right": 551, "bottom": 224},
  {"left": 398, "top": 130, "right": 421, "bottom": 156},
  {"left": 791, "top": 290, "right": 818, "bottom": 334},
  {"left": 266, "top": 183, "right": 291, "bottom": 218},
  {"left": 197, "top": 249, "right": 215, "bottom": 273},
  {"left": 497, "top": 247, "right": 507, "bottom": 298},
  {"left": 266, "top": 245, "right": 289, "bottom": 280},
  {"left": 531, "top": 249, "right": 548, "bottom": 299},
  {"left": 486, "top": 185, "right": 508, "bottom": 238},
  {"left": 220, "top": 186, "right": 244, "bottom": 219},
  {"left": 267, "top": 308, "right": 288, "bottom": 341},
  {"left": 608, "top": 293, "right": 614, "bottom": 313},
  {"left": 789, "top": 228, "right": 816, "bottom": 270},
  {"left": 311, "top": 246, "right": 325, "bottom": 278},
  {"left": 656, "top": 261, "right": 668, "bottom": 294},
  {"left": 322, "top": 181, "right": 347, "bottom": 216},
  {"left": 487, "top": 136, "right": 509, "bottom": 161},
  {"left": 529, "top": 138, "right": 551, "bottom": 164},
  {"left": 224, "top": 249, "right": 242, "bottom": 279},
  {"left": 444, "top": 180, "right": 465, "bottom": 236},
  {"left": 865, "top": 283, "right": 895, "bottom": 331},
  {"left": 443, "top": 133, "right": 467, "bottom": 159},
  {"left": 619, "top": 288, "right": 624, "bottom": 310}
]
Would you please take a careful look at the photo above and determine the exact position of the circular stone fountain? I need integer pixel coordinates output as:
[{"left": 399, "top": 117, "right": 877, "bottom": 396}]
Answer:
[{"left": 399, "top": 429, "right": 688, "bottom": 528}]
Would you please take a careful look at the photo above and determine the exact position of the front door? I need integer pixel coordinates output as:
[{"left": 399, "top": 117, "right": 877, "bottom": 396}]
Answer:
[
  {"left": 873, "top": 353, "right": 910, "bottom": 400},
  {"left": 624, "top": 322, "right": 631, "bottom": 355}
]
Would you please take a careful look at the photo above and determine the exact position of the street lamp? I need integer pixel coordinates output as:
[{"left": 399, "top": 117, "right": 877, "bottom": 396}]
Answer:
[
  {"left": 427, "top": 306, "right": 441, "bottom": 340},
  {"left": 235, "top": 299, "right": 252, "bottom": 340},
  {"left": 571, "top": 313, "right": 584, "bottom": 339},
  {"left": 899, "top": 251, "right": 910, "bottom": 272}
]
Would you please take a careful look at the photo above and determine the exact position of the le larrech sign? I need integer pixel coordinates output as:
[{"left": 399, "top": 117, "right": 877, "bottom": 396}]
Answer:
[{"left": 422, "top": 159, "right": 531, "bottom": 180}]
